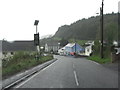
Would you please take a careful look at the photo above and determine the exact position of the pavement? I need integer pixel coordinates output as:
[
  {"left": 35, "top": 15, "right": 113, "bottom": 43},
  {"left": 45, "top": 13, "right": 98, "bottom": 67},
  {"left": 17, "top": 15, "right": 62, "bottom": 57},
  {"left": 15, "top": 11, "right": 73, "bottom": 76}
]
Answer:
[
  {"left": 102, "top": 62, "right": 119, "bottom": 72},
  {"left": 12, "top": 55, "right": 118, "bottom": 88}
]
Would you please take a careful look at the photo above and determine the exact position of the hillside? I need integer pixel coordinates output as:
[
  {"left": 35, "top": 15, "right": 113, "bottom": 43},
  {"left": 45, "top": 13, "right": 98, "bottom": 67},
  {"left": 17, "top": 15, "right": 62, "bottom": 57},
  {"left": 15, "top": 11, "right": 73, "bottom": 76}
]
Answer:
[{"left": 53, "top": 13, "right": 118, "bottom": 42}]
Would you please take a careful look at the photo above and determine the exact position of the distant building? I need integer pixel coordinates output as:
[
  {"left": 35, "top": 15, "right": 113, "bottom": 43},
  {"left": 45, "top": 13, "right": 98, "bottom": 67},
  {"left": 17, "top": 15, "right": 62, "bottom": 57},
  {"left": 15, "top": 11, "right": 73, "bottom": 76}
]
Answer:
[
  {"left": 113, "top": 41, "right": 118, "bottom": 46},
  {"left": 82, "top": 41, "right": 94, "bottom": 56},
  {"left": 58, "top": 47, "right": 66, "bottom": 55},
  {"left": 64, "top": 43, "right": 84, "bottom": 55},
  {"left": 45, "top": 42, "right": 60, "bottom": 52},
  {"left": 83, "top": 45, "right": 93, "bottom": 56},
  {"left": 115, "top": 48, "right": 120, "bottom": 54},
  {"left": 2, "top": 40, "right": 36, "bottom": 59},
  {"left": 85, "top": 41, "right": 94, "bottom": 46}
]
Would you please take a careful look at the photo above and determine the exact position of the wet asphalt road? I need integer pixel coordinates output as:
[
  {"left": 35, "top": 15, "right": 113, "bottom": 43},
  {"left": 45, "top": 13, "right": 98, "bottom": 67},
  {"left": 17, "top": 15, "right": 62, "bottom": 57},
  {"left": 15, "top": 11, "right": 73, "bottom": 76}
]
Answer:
[{"left": 15, "top": 55, "right": 118, "bottom": 88}]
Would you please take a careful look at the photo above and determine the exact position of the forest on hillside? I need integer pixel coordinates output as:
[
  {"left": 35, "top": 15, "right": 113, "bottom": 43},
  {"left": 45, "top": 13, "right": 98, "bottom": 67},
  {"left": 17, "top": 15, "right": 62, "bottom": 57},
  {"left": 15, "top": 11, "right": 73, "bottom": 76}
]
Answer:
[{"left": 53, "top": 13, "right": 118, "bottom": 44}]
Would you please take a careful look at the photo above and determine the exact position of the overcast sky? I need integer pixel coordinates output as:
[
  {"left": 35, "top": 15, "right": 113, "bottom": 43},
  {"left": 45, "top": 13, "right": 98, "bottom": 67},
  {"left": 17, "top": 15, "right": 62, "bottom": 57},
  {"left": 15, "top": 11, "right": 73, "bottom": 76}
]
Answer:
[{"left": 0, "top": 0, "right": 119, "bottom": 41}]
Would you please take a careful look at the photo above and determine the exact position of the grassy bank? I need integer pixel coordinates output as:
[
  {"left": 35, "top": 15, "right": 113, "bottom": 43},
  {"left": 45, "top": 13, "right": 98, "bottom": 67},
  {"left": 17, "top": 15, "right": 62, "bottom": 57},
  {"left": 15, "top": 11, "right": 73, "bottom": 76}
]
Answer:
[
  {"left": 88, "top": 55, "right": 111, "bottom": 64},
  {"left": 2, "top": 51, "right": 53, "bottom": 79}
]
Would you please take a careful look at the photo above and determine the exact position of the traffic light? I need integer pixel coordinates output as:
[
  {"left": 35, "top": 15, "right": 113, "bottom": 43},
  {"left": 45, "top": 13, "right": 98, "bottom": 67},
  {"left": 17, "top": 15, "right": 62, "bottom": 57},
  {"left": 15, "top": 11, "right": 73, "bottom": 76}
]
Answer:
[{"left": 34, "top": 33, "right": 39, "bottom": 46}]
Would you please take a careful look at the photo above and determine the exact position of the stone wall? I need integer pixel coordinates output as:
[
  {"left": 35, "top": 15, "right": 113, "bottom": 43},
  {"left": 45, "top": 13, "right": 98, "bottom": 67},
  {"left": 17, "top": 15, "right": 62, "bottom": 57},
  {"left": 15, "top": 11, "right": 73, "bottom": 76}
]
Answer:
[{"left": 111, "top": 53, "right": 120, "bottom": 63}]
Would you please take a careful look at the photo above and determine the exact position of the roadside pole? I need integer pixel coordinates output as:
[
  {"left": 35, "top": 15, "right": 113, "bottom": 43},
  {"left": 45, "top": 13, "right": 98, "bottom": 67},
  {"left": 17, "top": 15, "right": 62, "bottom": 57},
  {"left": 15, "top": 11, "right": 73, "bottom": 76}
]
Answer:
[
  {"left": 100, "top": 0, "right": 104, "bottom": 59},
  {"left": 34, "top": 20, "right": 40, "bottom": 60}
]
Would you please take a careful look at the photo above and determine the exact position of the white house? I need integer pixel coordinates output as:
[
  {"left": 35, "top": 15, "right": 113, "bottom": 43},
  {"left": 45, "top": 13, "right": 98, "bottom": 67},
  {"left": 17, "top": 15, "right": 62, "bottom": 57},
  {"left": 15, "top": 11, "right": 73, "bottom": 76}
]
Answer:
[
  {"left": 45, "top": 42, "right": 60, "bottom": 52},
  {"left": 84, "top": 45, "right": 93, "bottom": 56},
  {"left": 113, "top": 41, "right": 118, "bottom": 46},
  {"left": 82, "top": 41, "right": 94, "bottom": 56},
  {"left": 115, "top": 48, "right": 120, "bottom": 54},
  {"left": 58, "top": 47, "right": 66, "bottom": 55},
  {"left": 85, "top": 41, "right": 94, "bottom": 46}
]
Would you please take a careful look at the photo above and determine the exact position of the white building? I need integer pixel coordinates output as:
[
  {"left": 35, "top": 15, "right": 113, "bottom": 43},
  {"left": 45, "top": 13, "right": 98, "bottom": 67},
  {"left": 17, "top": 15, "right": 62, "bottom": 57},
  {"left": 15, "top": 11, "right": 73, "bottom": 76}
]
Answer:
[
  {"left": 82, "top": 41, "right": 94, "bottom": 56},
  {"left": 58, "top": 47, "right": 66, "bottom": 55},
  {"left": 115, "top": 48, "right": 120, "bottom": 54},
  {"left": 85, "top": 41, "right": 94, "bottom": 46},
  {"left": 84, "top": 45, "right": 93, "bottom": 56},
  {"left": 45, "top": 42, "right": 60, "bottom": 52},
  {"left": 58, "top": 43, "right": 84, "bottom": 56}
]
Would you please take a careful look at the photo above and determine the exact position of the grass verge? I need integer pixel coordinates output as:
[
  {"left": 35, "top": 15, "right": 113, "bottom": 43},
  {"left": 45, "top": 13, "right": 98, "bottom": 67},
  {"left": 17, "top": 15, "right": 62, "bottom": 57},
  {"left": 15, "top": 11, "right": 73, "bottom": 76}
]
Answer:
[
  {"left": 2, "top": 52, "right": 53, "bottom": 79},
  {"left": 88, "top": 55, "right": 111, "bottom": 64}
]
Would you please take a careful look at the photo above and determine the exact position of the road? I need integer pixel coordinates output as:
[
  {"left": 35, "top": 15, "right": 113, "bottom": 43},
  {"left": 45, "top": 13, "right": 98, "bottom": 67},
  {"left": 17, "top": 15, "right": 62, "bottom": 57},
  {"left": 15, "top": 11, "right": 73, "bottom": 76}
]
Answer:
[{"left": 15, "top": 55, "right": 118, "bottom": 88}]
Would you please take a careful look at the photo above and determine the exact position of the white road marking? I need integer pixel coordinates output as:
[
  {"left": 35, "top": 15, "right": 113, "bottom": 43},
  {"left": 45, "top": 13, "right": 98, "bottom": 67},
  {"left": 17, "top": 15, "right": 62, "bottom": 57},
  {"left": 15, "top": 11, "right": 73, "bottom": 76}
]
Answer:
[
  {"left": 60, "top": 83, "right": 63, "bottom": 88},
  {"left": 73, "top": 70, "right": 79, "bottom": 86},
  {"left": 50, "top": 86, "right": 53, "bottom": 88},
  {"left": 15, "top": 60, "right": 58, "bottom": 88},
  {"left": 15, "top": 72, "right": 40, "bottom": 88},
  {"left": 91, "top": 61, "right": 100, "bottom": 65}
]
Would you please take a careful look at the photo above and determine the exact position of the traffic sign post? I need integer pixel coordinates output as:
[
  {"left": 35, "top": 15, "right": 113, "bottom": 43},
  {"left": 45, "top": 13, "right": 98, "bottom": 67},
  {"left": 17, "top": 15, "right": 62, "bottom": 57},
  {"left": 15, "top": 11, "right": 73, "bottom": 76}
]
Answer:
[
  {"left": 34, "top": 33, "right": 39, "bottom": 46},
  {"left": 34, "top": 20, "right": 40, "bottom": 60}
]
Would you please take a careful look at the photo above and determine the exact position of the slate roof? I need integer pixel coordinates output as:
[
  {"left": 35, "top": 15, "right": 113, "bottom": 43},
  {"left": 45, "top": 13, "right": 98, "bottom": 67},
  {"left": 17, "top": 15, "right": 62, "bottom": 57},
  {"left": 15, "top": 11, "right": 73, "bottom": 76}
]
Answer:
[
  {"left": 2, "top": 40, "right": 36, "bottom": 52},
  {"left": 46, "top": 42, "right": 59, "bottom": 46},
  {"left": 65, "top": 43, "right": 75, "bottom": 47}
]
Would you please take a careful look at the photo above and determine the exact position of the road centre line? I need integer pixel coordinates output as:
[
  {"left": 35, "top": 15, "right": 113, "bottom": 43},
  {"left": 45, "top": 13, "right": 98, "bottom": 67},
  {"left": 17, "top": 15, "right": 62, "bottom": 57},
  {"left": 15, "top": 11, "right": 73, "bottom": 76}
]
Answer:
[
  {"left": 72, "top": 63, "right": 79, "bottom": 86},
  {"left": 15, "top": 60, "right": 58, "bottom": 88},
  {"left": 73, "top": 70, "right": 79, "bottom": 86}
]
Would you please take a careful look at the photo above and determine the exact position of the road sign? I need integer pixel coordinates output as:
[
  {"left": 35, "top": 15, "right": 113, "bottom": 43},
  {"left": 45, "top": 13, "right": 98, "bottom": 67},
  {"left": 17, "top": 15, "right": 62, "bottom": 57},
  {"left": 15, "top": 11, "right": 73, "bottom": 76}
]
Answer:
[
  {"left": 34, "top": 33, "right": 39, "bottom": 46},
  {"left": 34, "top": 20, "right": 39, "bottom": 25}
]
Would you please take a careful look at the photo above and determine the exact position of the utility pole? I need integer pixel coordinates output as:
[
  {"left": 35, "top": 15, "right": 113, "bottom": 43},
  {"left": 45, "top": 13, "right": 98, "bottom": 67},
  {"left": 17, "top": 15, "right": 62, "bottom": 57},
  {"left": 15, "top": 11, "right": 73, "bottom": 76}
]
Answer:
[
  {"left": 118, "top": 12, "right": 120, "bottom": 47},
  {"left": 74, "top": 37, "right": 76, "bottom": 56},
  {"left": 100, "top": 0, "right": 104, "bottom": 58}
]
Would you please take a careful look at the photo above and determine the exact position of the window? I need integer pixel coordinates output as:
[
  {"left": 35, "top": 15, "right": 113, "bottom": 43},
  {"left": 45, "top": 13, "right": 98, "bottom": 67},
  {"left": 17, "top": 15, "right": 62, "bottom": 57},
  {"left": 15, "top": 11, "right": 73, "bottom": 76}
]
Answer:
[{"left": 87, "top": 49, "right": 89, "bottom": 52}]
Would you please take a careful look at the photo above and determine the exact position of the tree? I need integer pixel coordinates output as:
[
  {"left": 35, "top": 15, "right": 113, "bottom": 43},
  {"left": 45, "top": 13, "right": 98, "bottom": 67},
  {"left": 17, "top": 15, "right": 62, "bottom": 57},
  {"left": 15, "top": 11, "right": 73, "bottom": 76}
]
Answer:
[{"left": 60, "top": 38, "right": 69, "bottom": 47}]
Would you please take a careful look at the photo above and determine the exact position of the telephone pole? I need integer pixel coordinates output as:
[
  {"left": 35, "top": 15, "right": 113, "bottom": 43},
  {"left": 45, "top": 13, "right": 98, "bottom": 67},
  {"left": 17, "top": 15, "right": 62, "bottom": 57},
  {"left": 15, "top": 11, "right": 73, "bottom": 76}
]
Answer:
[
  {"left": 117, "top": 11, "right": 120, "bottom": 61},
  {"left": 100, "top": 0, "right": 104, "bottom": 58}
]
